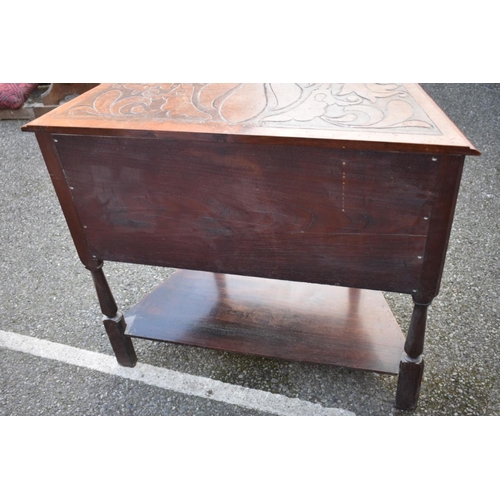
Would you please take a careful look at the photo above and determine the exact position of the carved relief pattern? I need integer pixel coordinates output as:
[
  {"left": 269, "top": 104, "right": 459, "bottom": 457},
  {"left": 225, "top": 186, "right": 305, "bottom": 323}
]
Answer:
[{"left": 68, "top": 83, "right": 441, "bottom": 135}]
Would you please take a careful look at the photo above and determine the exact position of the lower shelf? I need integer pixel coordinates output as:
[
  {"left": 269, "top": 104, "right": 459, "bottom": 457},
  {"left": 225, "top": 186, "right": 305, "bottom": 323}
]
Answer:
[{"left": 124, "top": 270, "right": 404, "bottom": 374}]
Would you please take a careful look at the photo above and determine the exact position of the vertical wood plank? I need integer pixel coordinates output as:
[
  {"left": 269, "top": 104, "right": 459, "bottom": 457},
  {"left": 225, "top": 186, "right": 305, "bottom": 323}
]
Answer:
[
  {"left": 35, "top": 132, "right": 97, "bottom": 271},
  {"left": 416, "top": 154, "right": 465, "bottom": 303}
]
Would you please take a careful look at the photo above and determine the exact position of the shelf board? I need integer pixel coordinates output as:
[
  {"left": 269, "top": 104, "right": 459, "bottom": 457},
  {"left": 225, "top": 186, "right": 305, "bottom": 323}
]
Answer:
[{"left": 124, "top": 270, "right": 404, "bottom": 374}]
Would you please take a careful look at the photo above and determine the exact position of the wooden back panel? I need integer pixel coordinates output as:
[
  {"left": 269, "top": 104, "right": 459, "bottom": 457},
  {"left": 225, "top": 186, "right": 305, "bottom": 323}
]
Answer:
[{"left": 53, "top": 134, "right": 443, "bottom": 293}]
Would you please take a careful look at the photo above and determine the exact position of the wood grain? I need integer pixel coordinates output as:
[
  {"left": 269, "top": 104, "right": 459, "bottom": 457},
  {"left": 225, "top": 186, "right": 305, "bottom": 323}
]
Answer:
[
  {"left": 125, "top": 270, "right": 405, "bottom": 374},
  {"left": 23, "top": 84, "right": 479, "bottom": 410},
  {"left": 53, "top": 134, "right": 440, "bottom": 293},
  {"left": 414, "top": 154, "right": 465, "bottom": 302},
  {"left": 34, "top": 133, "right": 98, "bottom": 270},
  {"left": 22, "top": 84, "right": 480, "bottom": 156}
]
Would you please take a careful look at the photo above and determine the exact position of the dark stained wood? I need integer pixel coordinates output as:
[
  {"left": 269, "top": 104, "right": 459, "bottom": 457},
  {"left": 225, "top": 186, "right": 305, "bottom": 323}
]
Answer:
[
  {"left": 396, "top": 356, "right": 424, "bottom": 411},
  {"left": 90, "top": 258, "right": 137, "bottom": 366},
  {"left": 103, "top": 312, "right": 137, "bottom": 368},
  {"left": 395, "top": 300, "right": 429, "bottom": 410},
  {"left": 53, "top": 134, "right": 441, "bottom": 293},
  {"left": 125, "top": 270, "right": 405, "bottom": 374},
  {"left": 23, "top": 84, "right": 480, "bottom": 411},
  {"left": 34, "top": 133, "right": 97, "bottom": 270},
  {"left": 404, "top": 302, "right": 429, "bottom": 359},
  {"left": 415, "top": 154, "right": 465, "bottom": 303},
  {"left": 90, "top": 264, "right": 118, "bottom": 318}
]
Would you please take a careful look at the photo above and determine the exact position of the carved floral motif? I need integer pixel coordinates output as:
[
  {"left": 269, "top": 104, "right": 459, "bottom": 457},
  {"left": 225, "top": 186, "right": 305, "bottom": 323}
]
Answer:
[{"left": 68, "top": 83, "right": 441, "bottom": 135}]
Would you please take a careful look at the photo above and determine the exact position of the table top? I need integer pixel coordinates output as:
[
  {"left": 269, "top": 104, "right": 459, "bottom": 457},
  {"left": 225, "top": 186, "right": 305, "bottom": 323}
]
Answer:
[{"left": 23, "top": 83, "right": 479, "bottom": 155}]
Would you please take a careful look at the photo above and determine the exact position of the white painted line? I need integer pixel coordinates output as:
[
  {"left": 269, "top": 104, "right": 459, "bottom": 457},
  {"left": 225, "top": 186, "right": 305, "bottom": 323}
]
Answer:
[{"left": 0, "top": 329, "right": 354, "bottom": 416}]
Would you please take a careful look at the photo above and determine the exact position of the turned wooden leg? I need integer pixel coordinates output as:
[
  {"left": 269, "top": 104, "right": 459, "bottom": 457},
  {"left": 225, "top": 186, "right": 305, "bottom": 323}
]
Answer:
[
  {"left": 396, "top": 300, "right": 430, "bottom": 410},
  {"left": 89, "top": 262, "right": 137, "bottom": 367}
]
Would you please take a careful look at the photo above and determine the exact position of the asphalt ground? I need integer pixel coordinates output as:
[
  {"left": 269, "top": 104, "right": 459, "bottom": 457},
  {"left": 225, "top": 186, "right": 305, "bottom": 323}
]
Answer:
[{"left": 0, "top": 83, "right": 499, "bottom": 417}]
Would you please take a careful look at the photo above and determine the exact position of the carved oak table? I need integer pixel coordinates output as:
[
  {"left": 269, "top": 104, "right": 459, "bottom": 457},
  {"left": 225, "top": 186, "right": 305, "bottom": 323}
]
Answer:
[{"left": 23, "top": 84, "right": 479, "bottom": 410}]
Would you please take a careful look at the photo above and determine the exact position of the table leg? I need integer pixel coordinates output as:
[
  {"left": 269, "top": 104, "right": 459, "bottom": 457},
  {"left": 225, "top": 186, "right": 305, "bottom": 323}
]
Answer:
[
  {"left": 395, "top": 300, "right": 429, "bottom": 410},
  {"left": 89, "top": 263, "right": 137, "bottom": 367}
]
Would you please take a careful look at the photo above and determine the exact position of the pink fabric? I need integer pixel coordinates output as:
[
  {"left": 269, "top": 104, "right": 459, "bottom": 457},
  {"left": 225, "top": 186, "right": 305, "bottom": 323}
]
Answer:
[{"left": 0, "top": 83, "right": 38, "bottom": 109}]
